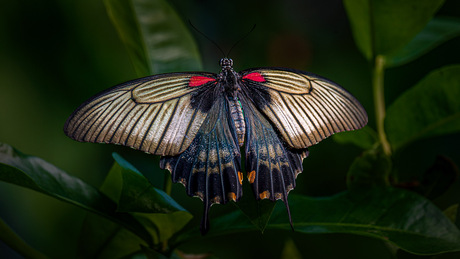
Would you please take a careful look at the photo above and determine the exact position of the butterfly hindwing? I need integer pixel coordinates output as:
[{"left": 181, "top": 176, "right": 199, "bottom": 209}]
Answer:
[
  {"left": 64, "top": 72, "right": 218, "bottom": 156},
  {"left": 240, "top": 68, "right": 368, "bottom": 149},
  {"left": 160, "top": 95, "right": 242, "bottom": 234},
  {"left": 239, "top": 94, "right": 308, "bottom": 226}
]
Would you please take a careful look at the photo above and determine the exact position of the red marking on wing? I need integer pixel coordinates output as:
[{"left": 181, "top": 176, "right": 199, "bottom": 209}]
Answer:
[
  {"left": 189, "top": 76, "right": 216, "bottom": 87},
  {"left": 242, "top": 72, "right": 266, "bottom": 82}
]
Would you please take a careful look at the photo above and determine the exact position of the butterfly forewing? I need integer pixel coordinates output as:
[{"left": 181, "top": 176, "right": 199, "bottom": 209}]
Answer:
[
  {"left": 240, "top": 68, "right": 368, "bottom": 149},
  {"left": 64, "top": 72, "right": 218, "bottom": 156}
]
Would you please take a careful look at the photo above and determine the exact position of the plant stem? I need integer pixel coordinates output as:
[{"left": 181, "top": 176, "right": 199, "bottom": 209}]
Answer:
[
  {"left": 0, "top": 218, "right": 48, "bottom": 259},
  {"left": 373, "top": 55, "right": 392, "bottom": 156}
]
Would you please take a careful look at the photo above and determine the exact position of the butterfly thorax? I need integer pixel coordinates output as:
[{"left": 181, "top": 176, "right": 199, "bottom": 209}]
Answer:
[
  {"left": 219, "top": 58, "right": 246, "bottom": 147},
  {"left": 219, "top": 59, "right": 239, "bottom": 94}
]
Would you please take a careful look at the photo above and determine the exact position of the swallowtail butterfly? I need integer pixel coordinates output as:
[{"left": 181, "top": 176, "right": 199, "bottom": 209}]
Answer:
[{"left": 64, "top": 58, "right": 368, "bottom": 234}]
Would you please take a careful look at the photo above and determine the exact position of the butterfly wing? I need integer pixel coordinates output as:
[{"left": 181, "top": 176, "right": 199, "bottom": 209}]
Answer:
[
  {"left": 239, "top": 67, "right": 367, "bottom": 226},
  {"left": 64, "top": 72, "right": 219, "bottom": 156},
  {"left": 240, "top": 68, "right": 368, "bottom": 149},
  {"left": 160, "top": 95, "right": 242, "bottom": 234},
  {"left": 239, "top": 94, "right": 308, "bottom": 227}
]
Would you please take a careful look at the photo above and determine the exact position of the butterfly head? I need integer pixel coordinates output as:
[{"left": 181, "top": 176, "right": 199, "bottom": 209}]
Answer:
[{"left": 220, "top": 58, "right": 233, "bottom": 70}]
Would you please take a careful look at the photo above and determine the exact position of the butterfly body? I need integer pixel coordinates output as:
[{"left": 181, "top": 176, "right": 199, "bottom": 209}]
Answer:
[
  {"left": 64, "top": 57, "right": 368, "bottom": 234},
  {"left": 227, "top": 96, "right": 245, "bottom": 147}
]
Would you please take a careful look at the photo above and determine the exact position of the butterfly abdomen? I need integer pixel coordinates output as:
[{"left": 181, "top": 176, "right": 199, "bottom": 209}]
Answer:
[{"left": 228, "top": 97, "right": 245, "bottom": 147}]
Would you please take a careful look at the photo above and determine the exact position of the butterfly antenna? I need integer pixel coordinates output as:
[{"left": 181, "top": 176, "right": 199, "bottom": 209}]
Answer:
[
  {"left": 189, "top": 20, "right": 226, "bottom": 57},
  {"left": 227, "top": 24, "right": 256, "bottom": 57}
]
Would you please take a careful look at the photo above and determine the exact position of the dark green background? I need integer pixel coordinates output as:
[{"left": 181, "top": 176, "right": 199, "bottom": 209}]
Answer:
[{"left": 1, "top": 0, "right": 459, "bottom": 258}]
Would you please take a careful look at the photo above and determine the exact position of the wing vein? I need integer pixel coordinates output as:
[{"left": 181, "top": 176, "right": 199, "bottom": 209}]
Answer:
[{"left": 139, "top": 103, "right": 163, "bottom": 151}]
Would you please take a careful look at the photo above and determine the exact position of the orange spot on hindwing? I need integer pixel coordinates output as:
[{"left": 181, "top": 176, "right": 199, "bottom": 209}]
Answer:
[
  {"left": 275, "top": 193, "right": 283, "bottom": 200},
  {"left": 248, "top": 170, "right": 256, "bottom": 184},
  {"left": 228, "top": 192, "right": 237, "bottom": 202},
  {"left": 211, "top": 196, "right": 221, "bottom": 204},
  {"left": 238, "top": 171, "right": 243, "bottom": 185},
  {"left": 259, "top": 190, "right": 270, "bottom": 200}
]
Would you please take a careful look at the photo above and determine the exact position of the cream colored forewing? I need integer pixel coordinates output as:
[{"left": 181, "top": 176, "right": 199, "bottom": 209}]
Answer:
[
  {"left": 64, "top": 72, "right": 217, "bottom": 156},
  {"left": 240, "top": 68, "right": 368, "bottom": 149}
]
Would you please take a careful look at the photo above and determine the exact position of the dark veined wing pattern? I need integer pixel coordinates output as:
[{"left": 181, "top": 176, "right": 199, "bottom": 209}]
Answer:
[
  {"left": 160, "top": 96, "right": 242, "bottom": 233},
  {"left": 240, "top": 94, "right": 308, "bottom": 226},
  {"left": 240, "top": 68, "right": 368, "bottom": 149},
  {"left": 64, "top": 72, "right": 218, "bottom": 156}
]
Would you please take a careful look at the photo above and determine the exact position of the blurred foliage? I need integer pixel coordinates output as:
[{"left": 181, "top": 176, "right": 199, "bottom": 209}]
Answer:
[{"left": 1, "top": 0, "right": 460, "bottom": 258}]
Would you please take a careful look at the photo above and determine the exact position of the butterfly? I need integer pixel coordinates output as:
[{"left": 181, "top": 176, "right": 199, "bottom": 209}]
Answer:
[{"left": 64, "top": 58, "right": 368, "bottom": 234}]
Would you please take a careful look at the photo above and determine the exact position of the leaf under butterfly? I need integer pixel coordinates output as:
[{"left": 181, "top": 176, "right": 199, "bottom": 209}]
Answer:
[
  {"left": 173, "top": 188, "right": 460, "bottom": 255},
  {"left": 0, "top": 142, "right": 152, "bottom": 245},
  {"left": 78, "top": 153, "right": 192, "bottom": 256}
]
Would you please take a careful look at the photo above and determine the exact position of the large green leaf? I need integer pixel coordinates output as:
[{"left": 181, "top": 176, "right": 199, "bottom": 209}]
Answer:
[
  {"left": 100, "top": 153, "right": 192, "bottom": 243},
  {"left": 386, "top": 16, "right": 460, "bottom": 67},
  {"left": 77, "top": 213, "right": 147, "bottom": 259},
  {"left": 174, "top": 188, "right": 460, "bottom": 255},
  {"left": 104, "top": 0, "right": 202, "bottom": 76},
  {"left": 385, "top": 65, "right": 460, "bottom": 150},
  {"left": 0, "top": 143, "right": 152, "bottom": 245},
  {"left": 77, "top": 153, "right": 192, "bottom": 257},
  {"left": 344, "top": 0, "right": 445, "bottom": 61}
]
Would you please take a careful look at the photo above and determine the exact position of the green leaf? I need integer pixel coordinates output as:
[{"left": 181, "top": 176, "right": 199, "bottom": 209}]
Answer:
[
  {"left": 102, "top": 153, "right": 187, "bottom": 214},
  {"left": 231, "top": 178, "right": 276, "bottom": 232},
  {"left": 174, "top": 188, "right": 460, "bottom": 255},
  {"left": 78, "top": 153, "right": 192, "bottom": 256},
  {"left": 100, "top": 153, "right": 192, "bottom": 243},
  {"left": 343, "top": 0, "right": 373, "bottom": 60},
  {"left": 386, "top": 16, "right": 460, "bottom": 67},
  {"left": 333, "top": 126, "right": 378, "bottom": 150},
  {"left": 104, "top": 0, "right": 202, "bottom": 76},
  {"left": 385, "top": 65, "right": 460, "bottom": 150},
  {"left": 0, "top": 217, "right": 47, "bottom": 259},
  {"left": 77, "top": 213, "right": 146, "bottom": 259},
  {"left": 0, "top": 143, "right": 152, "bottom": 245},
  {"left": 347, "top": 149, "right": 391, "bottom": 189},
  {"left": 133, "top": 211, "right": 193, "bottom": 244},
  {"left": 344, "top": 0, "right": 445, "bottom": 61}
]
